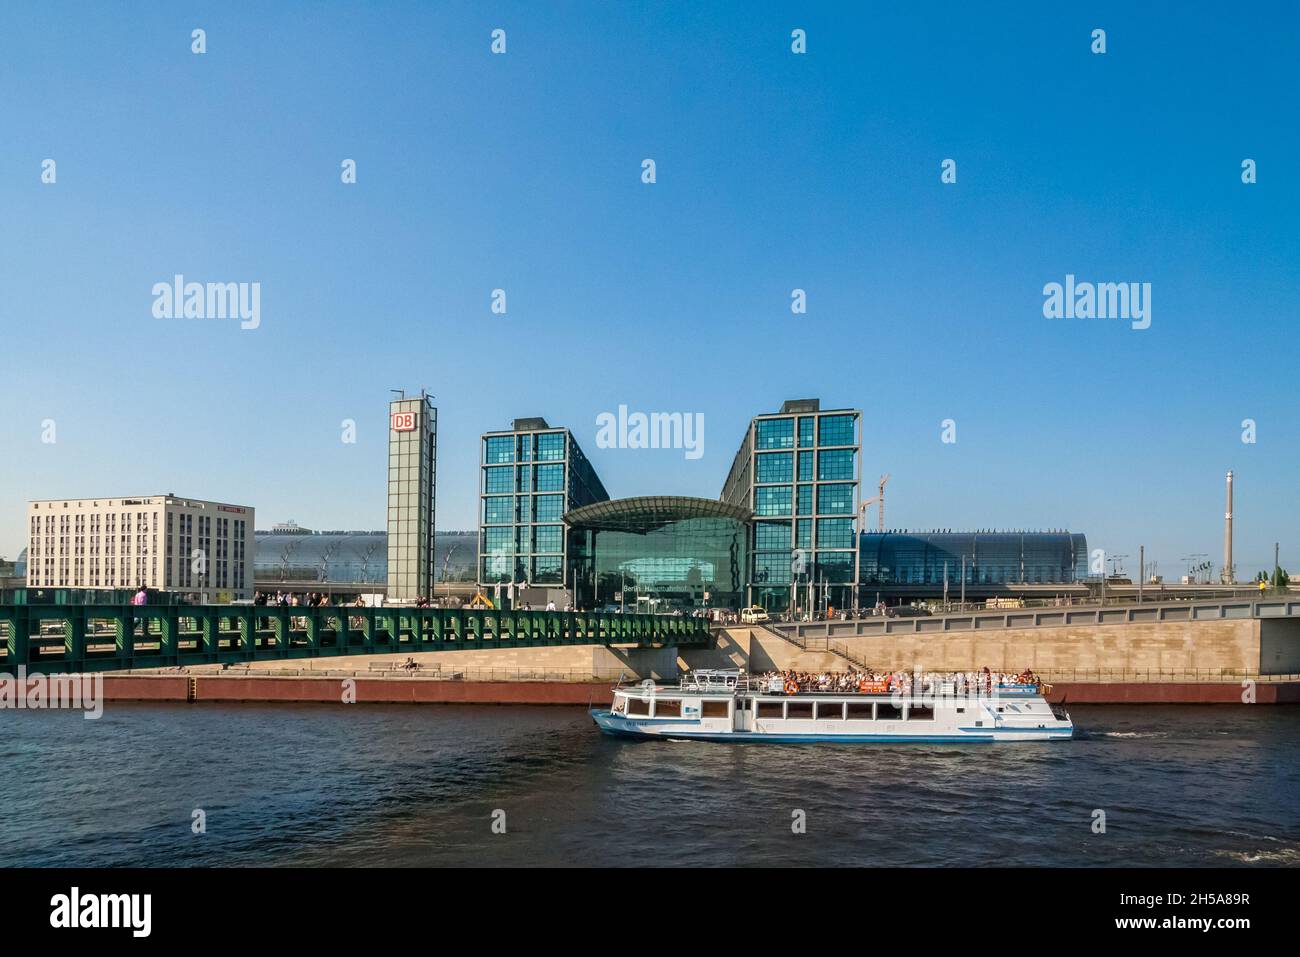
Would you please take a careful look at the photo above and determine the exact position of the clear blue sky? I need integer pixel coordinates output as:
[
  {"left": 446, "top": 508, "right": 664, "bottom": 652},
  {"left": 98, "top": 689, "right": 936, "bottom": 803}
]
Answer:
[{"left": 2, "top": 1, "right": 1297, "bottom": 580}]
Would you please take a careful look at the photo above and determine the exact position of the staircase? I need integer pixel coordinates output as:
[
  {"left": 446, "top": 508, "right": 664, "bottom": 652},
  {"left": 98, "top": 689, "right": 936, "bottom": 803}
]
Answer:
[
  {"left": 754, "top": 624, "right": 868, "bottom": 671},
  {"left": 829, "top": 641, "right": 871, "bottom": 671}
]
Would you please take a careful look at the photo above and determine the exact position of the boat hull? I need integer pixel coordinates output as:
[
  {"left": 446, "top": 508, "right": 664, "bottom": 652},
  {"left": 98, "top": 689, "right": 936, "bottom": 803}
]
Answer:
[{"left": 590, "top": 708, "right": 1072, "bottom": 743}]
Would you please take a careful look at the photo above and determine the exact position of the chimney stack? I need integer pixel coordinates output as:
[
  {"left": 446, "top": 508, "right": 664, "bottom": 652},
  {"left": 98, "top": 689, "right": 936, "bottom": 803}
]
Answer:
[{"left": 1223, "top": 470, "right": 1235, "bottom": 584}]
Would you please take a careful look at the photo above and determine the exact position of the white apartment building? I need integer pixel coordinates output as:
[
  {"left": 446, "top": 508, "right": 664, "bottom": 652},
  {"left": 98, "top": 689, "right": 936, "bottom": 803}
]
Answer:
[{"left": 26, "top": 494, "right": 254, "bottom": 601}]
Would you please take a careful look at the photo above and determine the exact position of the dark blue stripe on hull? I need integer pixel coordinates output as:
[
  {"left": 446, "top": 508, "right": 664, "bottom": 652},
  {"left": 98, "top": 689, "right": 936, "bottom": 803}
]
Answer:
[{"left": 596, "top": 726, "right": 1008, "bottom": 744}]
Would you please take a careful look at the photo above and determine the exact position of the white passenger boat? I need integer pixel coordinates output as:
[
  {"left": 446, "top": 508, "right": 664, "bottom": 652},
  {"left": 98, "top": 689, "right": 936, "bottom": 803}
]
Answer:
[{"left": 591, "top": 669, "right": 1073, "bottom": 743}]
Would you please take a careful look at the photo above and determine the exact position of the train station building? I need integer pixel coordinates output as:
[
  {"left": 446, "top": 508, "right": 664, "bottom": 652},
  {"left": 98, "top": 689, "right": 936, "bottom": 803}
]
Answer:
[{"left": 470, "top": 397, "right": 1086, "bottom": 614}]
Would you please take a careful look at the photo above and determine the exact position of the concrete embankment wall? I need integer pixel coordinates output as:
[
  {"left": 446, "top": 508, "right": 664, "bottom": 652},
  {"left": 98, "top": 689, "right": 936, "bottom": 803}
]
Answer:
[
  {"left": 127, "top": 617, "right": 1300, "bottom": 686},
  {"left": 678, "top": 627, "right": 846, "bottom": 674},
  {"left": 200, "top": 675, "right": 611, "bottom": 705},
  {"left": 1259, "top": 619, "right": 1300, "bottom": 674},
  {"left": 92, "top": 673, "right": 1300, "bottom": 706},
  {"left": 238, "top": 642, "right": 681, "bottom": 680},
  {"left": 103, "top": 675, "right": 190, "bottom": 700},
  {"left": 84, "top": 620, "right": 1300, "bottom": 705},
  {"left": 828, "top": 618, "right": 1273, "bottom": 676},
  {"left": 99, "top": 674, "right": 613, "bottom": 705},
  {"left": 1044, "top": 681, "right": 1300, "bottom": 704}
]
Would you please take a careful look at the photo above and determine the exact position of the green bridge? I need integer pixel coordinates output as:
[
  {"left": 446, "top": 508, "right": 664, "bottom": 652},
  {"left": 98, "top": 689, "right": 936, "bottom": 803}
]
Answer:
[{"left": 0, "top": 604, "right": 712, "bottom": 674}]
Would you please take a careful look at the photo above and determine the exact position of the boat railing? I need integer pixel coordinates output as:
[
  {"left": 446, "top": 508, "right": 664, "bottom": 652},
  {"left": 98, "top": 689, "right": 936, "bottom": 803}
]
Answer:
[
  {"left": 678, "top": 669, "right": 748, "bottom": 692},
  {"left": 662, "top": 670, "right": 1047, "bottom": 697}
]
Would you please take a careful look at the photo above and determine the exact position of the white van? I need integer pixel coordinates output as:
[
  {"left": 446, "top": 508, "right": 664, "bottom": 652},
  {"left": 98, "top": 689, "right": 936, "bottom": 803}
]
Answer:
[{"left": 740, "top": 606, "right": 769, "bottom": 624}]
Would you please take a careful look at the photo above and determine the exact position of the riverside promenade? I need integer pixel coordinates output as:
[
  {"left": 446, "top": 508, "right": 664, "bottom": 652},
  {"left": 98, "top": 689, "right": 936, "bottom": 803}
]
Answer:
[
  {"left": 88, "top": 661, "right": 1300, "bottom": 707},
  {"left": 17, "top": 596, "right": 1300, "bottom": 706}
]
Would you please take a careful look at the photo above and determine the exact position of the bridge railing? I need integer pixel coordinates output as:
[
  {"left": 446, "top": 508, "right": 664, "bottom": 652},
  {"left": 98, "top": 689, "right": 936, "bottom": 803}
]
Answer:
[
  {"left": 1039, "top": 668, "right": 1300, "bottom": 684},
  {"left": 773, "top": 597, "right": 1300, "bottom": 641},
  {"left": 0, "top": 604, "right": 711, "bottom": 674}
]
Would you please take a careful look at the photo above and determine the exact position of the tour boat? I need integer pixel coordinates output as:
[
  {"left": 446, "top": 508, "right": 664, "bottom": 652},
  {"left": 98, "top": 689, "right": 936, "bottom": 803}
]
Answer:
[{"left": 590, "top": 670, "right": 1073, "bottom": 743}]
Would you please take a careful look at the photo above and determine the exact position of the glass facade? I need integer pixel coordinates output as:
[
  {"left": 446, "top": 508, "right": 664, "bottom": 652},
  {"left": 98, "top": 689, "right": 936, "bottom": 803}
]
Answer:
[
  {"left": 567, "top": 497, "right": 749, "bottom": 612},
  {"left": 858, "top": 532, "right": 1089, "bottom": 585},
  {"left": 386, "top": 395, "right": 437, "bottom": 600},
  {"left": 478, "top": 420, "right": 609, "bottom": 588},
  {"left": 721, "top": 399, "right": 862, "bottom": 615},
  {"left": 254, "top": 530, "right": 476, "bottom": 586},
  {"left": 469, "top": 401, "right": 1089, "bottom": 613}
]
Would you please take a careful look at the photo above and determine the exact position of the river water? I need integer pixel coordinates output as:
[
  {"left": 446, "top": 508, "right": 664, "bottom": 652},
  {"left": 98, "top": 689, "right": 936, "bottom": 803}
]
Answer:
[{"left": 3, "top": 703, "right": 1297, "bottom": 867}]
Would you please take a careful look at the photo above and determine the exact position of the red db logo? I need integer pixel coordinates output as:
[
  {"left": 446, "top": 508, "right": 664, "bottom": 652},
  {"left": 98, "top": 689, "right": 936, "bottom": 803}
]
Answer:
[{"left": 391, "top": 411, "right": 416, "bottom": 432}]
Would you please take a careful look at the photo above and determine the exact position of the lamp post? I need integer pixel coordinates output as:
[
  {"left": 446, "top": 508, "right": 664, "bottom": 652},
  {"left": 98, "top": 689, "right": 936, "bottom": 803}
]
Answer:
[
  {"left": 441, "top": 544, "right": 459, "bottom": 602},
  {"left": 855, "top": 503, "right": 866, "bottom": 616},
  {"left": 1138, "top": 545, "right": 1144, "bottom": 604}
]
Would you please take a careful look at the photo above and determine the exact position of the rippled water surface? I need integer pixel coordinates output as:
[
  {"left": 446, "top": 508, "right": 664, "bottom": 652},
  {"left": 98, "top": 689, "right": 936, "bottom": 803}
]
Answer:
[{"left": 3, "top": 703, "right": 1298, "bottom": 866}]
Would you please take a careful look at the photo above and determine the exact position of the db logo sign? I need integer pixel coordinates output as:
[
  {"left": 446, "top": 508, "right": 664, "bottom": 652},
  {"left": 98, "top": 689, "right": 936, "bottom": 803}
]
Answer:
[{"left": 391, "top": 411, "right": 417, "bottom": 432}]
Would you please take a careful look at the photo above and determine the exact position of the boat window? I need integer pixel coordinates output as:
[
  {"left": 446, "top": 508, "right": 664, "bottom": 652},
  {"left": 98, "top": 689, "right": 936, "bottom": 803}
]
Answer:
[
  {"left": 612, "top": 698, "right": 626, "bottom": 713},
  {"left": 815, "top": 701, "right": 845, "bottom": 720},
  {"left": 908, "top": 706, "right": 935, "bottom": 721},
  {"left": 846, "top": 701, "right": 874, "bottom": 719},
  {"left": 786, "top": 701, "right": 813, "bottom": 719},
  {"left": 757, "top": 700, "right": 785, "bottom": 719},
  {"left": 880, "top": 702, "right": 905, "bottom": 720},
  {"left": 702, "top": 700, "right": 730, "bottom": 718},
  {"left": 627, "top": 697, "right": 651, "bottom": 716},
  {"left": 653, "top": 699, "right": 681, "bottom": 718}
]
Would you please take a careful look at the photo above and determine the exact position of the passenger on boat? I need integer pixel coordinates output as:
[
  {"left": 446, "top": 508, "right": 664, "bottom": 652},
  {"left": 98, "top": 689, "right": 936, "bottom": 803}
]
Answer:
[{"left": 752, "top": 667, "right": 1041, "bottom": 695}]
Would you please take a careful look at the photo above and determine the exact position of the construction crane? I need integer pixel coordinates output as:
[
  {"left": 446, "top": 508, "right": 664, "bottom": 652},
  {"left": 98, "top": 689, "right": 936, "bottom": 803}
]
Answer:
[{"left": 859, "top": 474, "right": 891, "bottom": 532}]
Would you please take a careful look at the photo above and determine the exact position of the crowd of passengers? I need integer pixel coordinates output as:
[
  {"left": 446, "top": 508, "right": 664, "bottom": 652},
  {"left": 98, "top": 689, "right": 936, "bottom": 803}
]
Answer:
[
  {"left": 253, "top": 591, "right": 357, "bottom": 607},
  {"left": 756, "top": 666, "right": 1042, "bottom": 694}
]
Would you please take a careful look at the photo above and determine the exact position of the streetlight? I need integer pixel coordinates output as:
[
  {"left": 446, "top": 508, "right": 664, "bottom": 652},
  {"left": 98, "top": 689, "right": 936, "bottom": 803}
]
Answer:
[{"left": 440, "top": 544, "right": 460, "bottom": 603}]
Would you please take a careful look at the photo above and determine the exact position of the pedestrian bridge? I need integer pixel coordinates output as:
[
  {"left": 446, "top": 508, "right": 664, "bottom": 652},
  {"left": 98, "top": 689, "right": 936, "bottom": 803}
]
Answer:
[{"left": 0, "top": 604, "right": 712, "bottom": 674}]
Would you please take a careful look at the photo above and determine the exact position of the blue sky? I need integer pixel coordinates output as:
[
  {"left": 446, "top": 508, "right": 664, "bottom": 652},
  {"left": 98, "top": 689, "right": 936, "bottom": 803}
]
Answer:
[{"left": 2, "top": 1, "right": 1297, "bottom": 580}]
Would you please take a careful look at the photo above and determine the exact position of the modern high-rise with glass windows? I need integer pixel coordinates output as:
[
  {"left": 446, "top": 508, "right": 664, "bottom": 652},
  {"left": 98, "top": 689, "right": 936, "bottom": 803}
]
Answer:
[
  {"left": 478, "top": 417, "right": 609, "bottom": 590},
  {"left": 721, "top": 398, "right": 862, "bottom": 614}
]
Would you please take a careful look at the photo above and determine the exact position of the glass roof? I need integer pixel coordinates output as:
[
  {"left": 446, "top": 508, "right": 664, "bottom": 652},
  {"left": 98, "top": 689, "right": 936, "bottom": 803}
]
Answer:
[{"left": 564, "top": 496, "right": 752, "bottom": 533}]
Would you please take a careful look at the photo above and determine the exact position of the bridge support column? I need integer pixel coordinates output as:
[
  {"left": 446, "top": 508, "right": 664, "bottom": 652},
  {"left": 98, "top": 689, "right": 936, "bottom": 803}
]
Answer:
[
  {"left": 158, "top": 609, "right": 177, "bottom": 664},
  {"left": 236, "top": 610, "right": 255, "bottom": 658},
  {"left": 271, "top": 609, "right": 290, "bottom": 657},
  {"left": 200, "top": 610, "right": 219, "bottom": 660},
  {"left": 2, "top": 606, "right": 31, "bottom": 670},
  {"left": 305, "top": 610, "right": 319, "bottom": 655},
  {"left": 336, "top": 611, "right": 351, "bottom": 653},
  {"left": 119, "top": 607, "right": 137, "bottom": 664},
  {"left": 65, "top": 612, "right": 85, "bottom": 670}
]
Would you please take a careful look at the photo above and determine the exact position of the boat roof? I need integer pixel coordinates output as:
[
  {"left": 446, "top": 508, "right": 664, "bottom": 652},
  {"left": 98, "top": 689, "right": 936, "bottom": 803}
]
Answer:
[{"left": 619, "top": 671, "right": 1044, "bottom": 698}]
